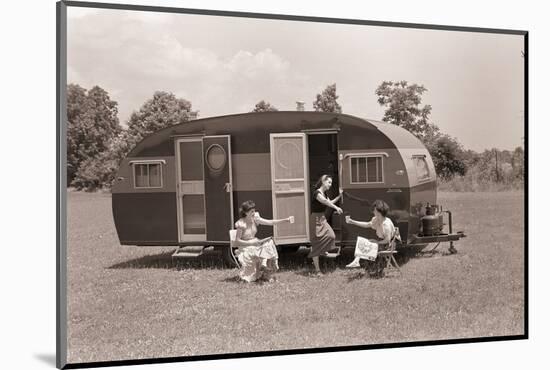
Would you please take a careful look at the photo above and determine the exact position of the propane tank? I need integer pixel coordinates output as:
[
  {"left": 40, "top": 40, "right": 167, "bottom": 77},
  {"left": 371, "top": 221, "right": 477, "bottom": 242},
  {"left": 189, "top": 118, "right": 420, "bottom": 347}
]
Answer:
[{"left": 422, "top": 203, "right": 440, "bottom": 236}]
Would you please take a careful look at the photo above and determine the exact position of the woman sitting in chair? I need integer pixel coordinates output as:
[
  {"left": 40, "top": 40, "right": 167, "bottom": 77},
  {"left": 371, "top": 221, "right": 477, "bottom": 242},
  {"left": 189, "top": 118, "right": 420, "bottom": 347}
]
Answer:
[
  {"left": 235, "top": 200, "right": 292, "bottom": 282},
  {"left": 345, "top": 199, "right": 396, "bottom": 268}
]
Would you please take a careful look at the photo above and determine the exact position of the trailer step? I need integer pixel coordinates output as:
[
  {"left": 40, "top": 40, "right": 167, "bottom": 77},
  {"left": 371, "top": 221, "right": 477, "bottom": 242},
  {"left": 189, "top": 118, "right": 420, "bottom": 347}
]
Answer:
[
  {"left": 172, "top": 246, "right": 205, "bottom": 258},
  {"left": 322, "top": 247, "right": 342, "bottom": 258}
]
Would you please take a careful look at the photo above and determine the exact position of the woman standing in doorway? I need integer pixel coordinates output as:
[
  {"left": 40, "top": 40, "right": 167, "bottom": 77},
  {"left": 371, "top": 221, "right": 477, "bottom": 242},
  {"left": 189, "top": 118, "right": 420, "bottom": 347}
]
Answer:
[{"left": 308, "top": 174, "right": 343, "bottom": 275}]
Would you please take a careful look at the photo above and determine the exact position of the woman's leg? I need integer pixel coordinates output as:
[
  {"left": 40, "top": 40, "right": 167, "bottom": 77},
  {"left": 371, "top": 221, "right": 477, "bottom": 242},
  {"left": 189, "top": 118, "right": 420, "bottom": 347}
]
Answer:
[
  {"left": 312, "top": 256, "right": 321, "bottom": 273},
  {"left": 346, "top": 245, "right": 361, "bottom": 268},
  {"left": 239, "top": 248, "right": 263, "bottom": 282},
  {"left": 346, "top": 256, "right": 361, "bottom": 268},
  {"left": 262, "top": 258, "right": 278, "bottom": 282}
]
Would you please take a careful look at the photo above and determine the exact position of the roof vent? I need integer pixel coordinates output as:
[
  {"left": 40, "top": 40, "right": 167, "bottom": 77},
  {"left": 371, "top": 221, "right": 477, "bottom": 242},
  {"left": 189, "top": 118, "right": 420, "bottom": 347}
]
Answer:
[{"left": 296, "top": 101, "right": 305, "bottom": 111}]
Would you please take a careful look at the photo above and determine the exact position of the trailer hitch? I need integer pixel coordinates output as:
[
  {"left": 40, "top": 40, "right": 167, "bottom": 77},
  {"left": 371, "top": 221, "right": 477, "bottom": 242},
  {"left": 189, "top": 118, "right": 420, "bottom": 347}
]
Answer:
[{"left": 444, "top": 210, "right": 458, "bottom": 254}]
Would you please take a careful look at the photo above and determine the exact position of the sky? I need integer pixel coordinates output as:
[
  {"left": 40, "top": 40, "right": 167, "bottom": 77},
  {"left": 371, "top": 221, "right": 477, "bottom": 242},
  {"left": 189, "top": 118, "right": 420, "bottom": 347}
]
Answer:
[{"left": 67, "top": 7, "right": 525, "bottom": 151}]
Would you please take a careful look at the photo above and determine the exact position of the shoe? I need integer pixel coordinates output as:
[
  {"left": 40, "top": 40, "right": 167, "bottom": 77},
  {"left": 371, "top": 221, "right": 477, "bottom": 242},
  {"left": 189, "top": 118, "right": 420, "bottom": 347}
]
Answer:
[{"left": 346, "top": 261, "right": 361, "bottom": 268}]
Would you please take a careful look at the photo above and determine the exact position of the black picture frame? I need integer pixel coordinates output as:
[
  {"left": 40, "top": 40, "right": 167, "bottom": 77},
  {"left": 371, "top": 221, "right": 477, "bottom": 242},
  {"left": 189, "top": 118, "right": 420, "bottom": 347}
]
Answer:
[{"left": 57, "top": 1, "right": 528, "bottom": 368}]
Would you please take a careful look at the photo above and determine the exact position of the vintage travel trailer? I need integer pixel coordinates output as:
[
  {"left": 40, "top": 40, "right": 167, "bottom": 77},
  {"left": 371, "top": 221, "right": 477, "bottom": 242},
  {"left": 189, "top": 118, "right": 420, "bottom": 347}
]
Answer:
[{"left": 111, "top": 111, "right": 465, "bottom": 262}]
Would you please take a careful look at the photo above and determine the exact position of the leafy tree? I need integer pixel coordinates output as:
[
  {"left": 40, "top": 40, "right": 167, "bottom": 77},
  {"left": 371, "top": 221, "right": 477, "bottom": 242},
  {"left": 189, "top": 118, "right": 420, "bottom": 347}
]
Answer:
[
  {"left": 511, "top": 146, "right": 524, "bottom": 181},
  {"left": 125, "top": 91, "right": 192, "bottom": 139},
  {"left": 425, "top": 134, "right": 466, "bottom": 179},
  {"left": 66, "top": 84, "right": 89, "bottom": 182},
  {"left": 462, "top": 149, "right": 480, "bottom": 168},
  {"left": 375, "top": 80, "right": 470, "bottom": 178},
  {"left": 375, "top": 80, "right": 439, "bottom": 141},
  {"left": 252, "top": 100, "right": 278, "bottom": 112},
  {"left": 313, "top": 83, "right": 342, "bottom": 113},
  {"left": 73, "top": 91, "right": 193, "bottom": 189},
  {"left": 67, "top": 84, "right": 121, "bottom": 184}
]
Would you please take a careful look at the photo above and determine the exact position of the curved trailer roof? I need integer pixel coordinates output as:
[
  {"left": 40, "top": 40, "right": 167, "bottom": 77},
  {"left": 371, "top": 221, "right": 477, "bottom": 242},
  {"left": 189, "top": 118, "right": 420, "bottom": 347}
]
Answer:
[{"left": 127, "top": 111, "right": 427, "bottom": 158}]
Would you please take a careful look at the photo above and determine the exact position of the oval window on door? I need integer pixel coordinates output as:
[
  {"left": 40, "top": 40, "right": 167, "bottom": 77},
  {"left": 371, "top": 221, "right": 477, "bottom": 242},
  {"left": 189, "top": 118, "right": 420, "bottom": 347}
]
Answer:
[{"left": 205, "top": 144, "right": 227, "bottom": 172}]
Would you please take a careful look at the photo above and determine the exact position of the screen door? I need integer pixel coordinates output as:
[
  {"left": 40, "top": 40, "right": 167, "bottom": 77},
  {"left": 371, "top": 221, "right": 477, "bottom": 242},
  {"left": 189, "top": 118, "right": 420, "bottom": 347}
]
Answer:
[
  {"left": 270, "top": 133, "right": 309, "bottom": 243},
  {"left": 175, "top": 137, "right": 206, "bottom": 242}
]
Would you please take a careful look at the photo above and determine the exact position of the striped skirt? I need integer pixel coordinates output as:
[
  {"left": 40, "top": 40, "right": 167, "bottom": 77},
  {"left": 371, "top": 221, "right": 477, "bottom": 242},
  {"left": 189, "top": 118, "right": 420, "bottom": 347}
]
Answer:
[{"left": 308, "top": 212, "right": 336, "bottom": 258}]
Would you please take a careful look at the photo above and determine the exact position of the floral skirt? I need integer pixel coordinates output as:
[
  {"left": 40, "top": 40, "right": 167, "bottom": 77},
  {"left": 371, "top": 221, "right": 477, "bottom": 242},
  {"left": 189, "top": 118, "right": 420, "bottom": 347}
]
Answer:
[{"left": 237, "top": 239, "right": 278, "bottom": 283}]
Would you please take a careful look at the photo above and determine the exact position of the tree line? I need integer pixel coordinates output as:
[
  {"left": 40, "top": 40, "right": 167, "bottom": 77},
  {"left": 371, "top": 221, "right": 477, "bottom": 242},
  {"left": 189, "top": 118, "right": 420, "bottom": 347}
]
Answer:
[{"left": 67, "top": 82, "right": 524, "bottom": 191}]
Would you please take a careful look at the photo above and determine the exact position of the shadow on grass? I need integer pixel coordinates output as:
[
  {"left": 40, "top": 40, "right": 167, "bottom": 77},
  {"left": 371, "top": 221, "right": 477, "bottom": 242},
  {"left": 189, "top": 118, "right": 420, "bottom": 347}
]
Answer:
[
  {"left": 220, "top": 275, "right": 243, "bottom": 283},
  {"left": 107, "top": 251, "right": 227, "bottom": 270},
  {"left": 107, "top": 245, "right": 421, "bottom": 272},
  {"left": 346, "top": 270, "right": 366, "bottom": 281},
  {"left": 221, "top": 273, "right": 282, "bottom": 285}
]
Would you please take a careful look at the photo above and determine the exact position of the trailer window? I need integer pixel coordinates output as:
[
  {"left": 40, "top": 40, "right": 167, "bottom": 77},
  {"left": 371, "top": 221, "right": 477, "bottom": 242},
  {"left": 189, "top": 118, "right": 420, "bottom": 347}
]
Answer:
[
  {"left": 179, "top": 141, "right": 203, "bottom": 181},
  {"left": 413, "top": 156, "right": 430, "bottom": 181},
  {"left": 350, "top": 156, "right": 383, "bottom": 184},
  {"left": 133, "top": 163, "right": 163, "bottom": 188},
  {"left": 205, "top": 144, "right": 226, "bottom": 171},
  {"left": 182, "top": 195, "right": 206, "bottom": 234}
]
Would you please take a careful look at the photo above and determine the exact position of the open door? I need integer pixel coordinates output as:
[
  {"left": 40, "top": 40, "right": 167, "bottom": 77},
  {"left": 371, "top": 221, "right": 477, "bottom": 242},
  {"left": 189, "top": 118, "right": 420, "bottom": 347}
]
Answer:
[
  {"left": 270, "top": 133, "right": 310, "bottom": 244},
  {"left": 203, "top": 135, "right": 234, "bottom": 242}
]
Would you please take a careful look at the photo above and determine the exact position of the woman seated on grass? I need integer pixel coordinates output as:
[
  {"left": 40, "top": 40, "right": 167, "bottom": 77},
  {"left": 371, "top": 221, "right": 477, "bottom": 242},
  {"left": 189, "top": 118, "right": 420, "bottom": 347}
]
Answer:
[
  {"left": 235, "top": 200, "right": 292, "bottom": 282},
  {"left": 345, "top": 200, "right": 396, "bottom": 268}
]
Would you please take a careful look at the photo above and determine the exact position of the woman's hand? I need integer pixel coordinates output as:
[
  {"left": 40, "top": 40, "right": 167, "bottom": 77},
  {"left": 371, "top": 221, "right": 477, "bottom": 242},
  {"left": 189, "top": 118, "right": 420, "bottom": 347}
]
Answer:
[{"left": 334, "top": 206, "right": 343, "bottom": 215}]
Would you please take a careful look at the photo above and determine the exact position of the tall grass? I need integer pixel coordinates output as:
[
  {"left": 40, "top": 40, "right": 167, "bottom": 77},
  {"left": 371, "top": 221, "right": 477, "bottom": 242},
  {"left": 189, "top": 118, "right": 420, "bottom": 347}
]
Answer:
[{"left": 438, "top": 171, "right": 524, "bottom": 192}]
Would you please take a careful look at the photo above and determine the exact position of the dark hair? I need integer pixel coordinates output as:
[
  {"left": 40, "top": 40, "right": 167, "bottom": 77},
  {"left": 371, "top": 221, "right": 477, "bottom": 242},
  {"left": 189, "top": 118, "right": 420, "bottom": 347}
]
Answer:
[
  {"left": 314, "top": 174, "right": 332, "bottom": 191},
  {"left": 372, "top": 200, "right": 390, "bottom": 217},
  {"left": 239, "top": 200, "right": 256, "bottom": 218}
]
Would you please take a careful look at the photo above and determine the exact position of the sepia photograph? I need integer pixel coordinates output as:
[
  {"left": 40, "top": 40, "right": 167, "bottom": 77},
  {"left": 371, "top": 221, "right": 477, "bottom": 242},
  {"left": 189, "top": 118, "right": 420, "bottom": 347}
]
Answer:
[{"left": 57, "top": 1, "right": 526, "bottom": 367}]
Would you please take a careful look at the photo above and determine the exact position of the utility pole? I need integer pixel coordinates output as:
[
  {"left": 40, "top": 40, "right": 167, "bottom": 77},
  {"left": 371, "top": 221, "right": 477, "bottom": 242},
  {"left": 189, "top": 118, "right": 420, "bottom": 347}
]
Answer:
[{"left": 495, "top": 149, "right": 500, "bottom": 182}]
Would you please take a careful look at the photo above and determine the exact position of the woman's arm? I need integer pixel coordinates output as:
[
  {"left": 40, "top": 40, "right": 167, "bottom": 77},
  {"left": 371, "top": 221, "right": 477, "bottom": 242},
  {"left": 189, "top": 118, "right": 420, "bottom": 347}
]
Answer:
[
  {"left": 328, "top": 189, "right": 344, "bottom": 204},
  {"left": 316, "top": 192, "right": 343, "bottom": 213},
  {"left": 347, "top": 218, "right": 373, "bottom": 229},
  {"left": 255, "top": 214, "right": 291, "bottom": 226}
]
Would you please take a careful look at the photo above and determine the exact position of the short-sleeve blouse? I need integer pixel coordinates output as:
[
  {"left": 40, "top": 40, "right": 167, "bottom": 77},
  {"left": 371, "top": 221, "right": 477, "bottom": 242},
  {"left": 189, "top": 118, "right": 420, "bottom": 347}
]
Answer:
[
  {"left": 370, "top": 216, "right": 395, "bottom": 240},
  {"left": 235, "top": 212, "right": 261, "bottom": 241},
  {"left": 311, "top": 189, "right": 326, "bottom": 213}
]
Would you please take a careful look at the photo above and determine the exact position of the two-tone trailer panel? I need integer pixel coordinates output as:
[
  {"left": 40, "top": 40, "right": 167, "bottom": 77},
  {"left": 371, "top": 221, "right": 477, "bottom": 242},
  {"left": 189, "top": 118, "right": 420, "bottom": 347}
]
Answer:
[{"left": 112, "top": 111, "right": 464, "bottom": 256}]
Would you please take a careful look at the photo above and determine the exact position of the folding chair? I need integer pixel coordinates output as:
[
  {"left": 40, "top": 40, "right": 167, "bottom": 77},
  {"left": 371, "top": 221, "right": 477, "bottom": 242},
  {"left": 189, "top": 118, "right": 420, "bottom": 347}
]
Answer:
[
  {"left": 376, "top": 227, "right": 402, "bottom": 277},
  {"left": 228, "top": 229, "right": 241, "bottom": 268}
]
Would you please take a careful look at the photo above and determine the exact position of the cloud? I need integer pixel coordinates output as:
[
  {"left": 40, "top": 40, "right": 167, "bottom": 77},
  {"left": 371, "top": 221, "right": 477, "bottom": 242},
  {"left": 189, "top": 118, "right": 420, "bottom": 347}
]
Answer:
[{"left": 67, "top": 10, "right": 299, "bottom": 122}]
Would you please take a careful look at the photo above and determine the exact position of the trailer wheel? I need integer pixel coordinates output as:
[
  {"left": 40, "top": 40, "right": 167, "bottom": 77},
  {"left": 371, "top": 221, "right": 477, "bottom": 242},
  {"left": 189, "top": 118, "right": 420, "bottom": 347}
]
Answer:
[{"left": 219, "top": 245, "right": 240, "bottom": 268}]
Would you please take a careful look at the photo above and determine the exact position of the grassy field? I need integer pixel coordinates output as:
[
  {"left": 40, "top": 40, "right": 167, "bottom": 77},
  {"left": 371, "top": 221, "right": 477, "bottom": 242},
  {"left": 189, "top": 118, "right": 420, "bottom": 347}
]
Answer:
[{"left": 66, "top": 191, "right": 525, "bottom": 364}]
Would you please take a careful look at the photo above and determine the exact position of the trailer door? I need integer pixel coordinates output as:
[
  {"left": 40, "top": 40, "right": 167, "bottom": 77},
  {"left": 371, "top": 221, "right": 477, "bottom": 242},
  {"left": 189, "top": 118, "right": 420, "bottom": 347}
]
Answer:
[
  {"left": 175, "top": 137, "right": 207, "bottom": 242},
  {"left": 203, "top": 135, "right": 234, "bottom": 242},
  {"left": 270, "top": 133, "right": 310, "bottom": 244}
]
